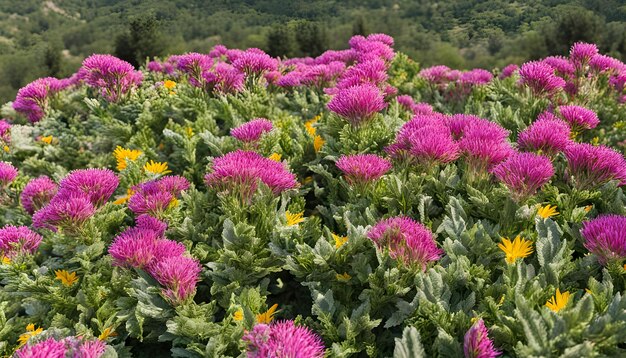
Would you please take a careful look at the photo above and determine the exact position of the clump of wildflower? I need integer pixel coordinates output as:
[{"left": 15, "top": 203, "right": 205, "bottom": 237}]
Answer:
[
  {"left": 542, "top": 56, "right": 575, "bottom": 77},
  {"left": 232, "top": 49, "right": 278, "bottom": 75},
  {"left": 13, "top": 77, "right": 65, "bottom": 123},
  {"left": 557, "top": 105, "right": 599, "bottom": 132},
  {"left": 0, "top": 161, "right": 18, "bottom": 188},
  {"left": 113, "top": 146, "right": 142, "bottom": 171},
  {"left": 545, "top": 289, "right": 571, "bottom": 312},
  {"left": 581, "top": 215, "right": 626, "bottom": 265},
  {"left": 16, "top": 335, "right": 109, "bottom": 358},
  {"left": 17, "top": 324, "right": 43, "bottom": 347},
  {"left": 20, "top": 176, "right": 58, "bottom": 215},
  {"left": 463, "top": 319, "right": 501, "bottom": 358},
  {"left": 150, "top": 255, "right": 202, "bottom": 304},
  {"left": 491, "top": 152, "right": 555, "bottom": 201},
  {"left": 537, "top": 204, "right": 559, "bottom": 219},
  {"left": 500, "top": 64, "right": 519, "bottom": 79},
  {"left": 80, "top": 54, "right": 143, "bottom": 102},
  {"left": 128, "top": 176, "right": 190, "bottom": 218},
  {"left": 564, "top": 143, "right": 626, "bottom": 189},
  {"left": 242, "top": 321, "right": 325, "bottom": 358},
  {"left": 231, "top": 118, "right": 273, "bottom": 144},
  {"left": 108, "top": 226, "right": 185, "bottom": 269},
  {"left": 517, "top": 114, "right": 571, "bottom": 156},
  {"left": 15, "top": 337, "right": 66, "bottom": 357},
  {"left": 570, "top": 42, "right": 599, "bottom": 70},
  {"left": 459, "top": 120, "right": 513, "bottom": 175},
  {"left": 335, "top": 154, "right": 392, "bottom": 186},
  {"left": 54, "top": 269, "right": 79, "bottom": 287},
  {"left": 57, "top": 168, "right": 119, "bottom": 207},
  {"left": 213, "top": 62, "right": 246, "bottom": 94},
  {"left": 327, "top": 84, "right": 386, "bottom": 126},
  {"left": 498, "top": 236, "right": 533, "bottom": 264},
  {"left": 518, "top": 61, "right": 566, "bottom": 96},
  {"left": 144, "top": 160, "right": 172, "bottom": 176},
  {"left": 32, "top": 193, "right": 96, "bottom": 232},
  {"left": 0, "top": 225, "right": 42, "bottom": 258},
  {"left": 367, "top": 216, "right": 442, "bottom": 270}
]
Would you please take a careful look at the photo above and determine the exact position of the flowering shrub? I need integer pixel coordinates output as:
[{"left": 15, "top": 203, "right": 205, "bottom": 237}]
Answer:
[{"left": 0, "top": 36, "right": 625, "bottom": 357}]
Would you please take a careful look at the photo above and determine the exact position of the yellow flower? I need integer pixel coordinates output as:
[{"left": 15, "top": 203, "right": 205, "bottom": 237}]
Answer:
[
  {"left": 537, "top": 204, "right": 558, "bottom": 219},
  {"left": 256, "top": 304, "right": 278, "bottom": 324},
  {"left": 18, "top": 324, "right": 43, "bottom": 346},
  {"left": 1, "top": 256, "right": 10, "bottom": 265},
  {"left": 304, "top": 116, "right": 320, "bottom": 136},
  {"left": 336, "top": 272, "right": 351, "bottom": 281},
  {"left": 286, "top": 211, "right": 304, "bottom": 226},
  {"left": 55, "top": 270, "right": 78, "bottom": 287},
  {"left": 313, "top": 135, "right": 325, "bottom": 152},
  {"left": 3, "top": 145, "right": 8, "bottom": 153},
  {"left": 113, "top": 146, "right": 142, "bottom": 171},
  {"left": 584, "top": 205, "right": 593, "bottom": 213},
  {"left": 164, "top": 80, "right": 176, "bottom": 90},
  {"left": 144, "top": 160, "right": 172, "bottom": 175},
  {"left": 332, "top": 233, "right": 348, "bottom": 249},
  {"left": 303, "top": 176, "right": 313, "bottom": 185},
  {"left": 233, "top": 309, "right": 244, "bottom": 321},
  {"left": 498, "top": 235, "right": 533, "bottom": 264},
  {"left": 40, "top": 135, "right": 54, "bottom": 144},
  {"left": 113, "top": 188, "right": 135, "bottom": 205},
  {"left": 545, "top": 289, "right": 571, "bottom": 312},
  {"left": 168, "top": 197, "right": 179, "bottom": 209},
  {"left": 268, "top": 153, "right": 282, "bottom": 162},
  {"left": 186, "top": 127, "right": 194, "bottom": 138},
  {"left": 98, "top": 327, "right": 117, "bottom": 340}
]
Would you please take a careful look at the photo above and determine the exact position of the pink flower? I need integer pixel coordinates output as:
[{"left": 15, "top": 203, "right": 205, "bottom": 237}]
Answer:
[
  {"left": 581, "top": 215, "right": 626, "bottom": 265},
  {"left": 0, "top": 119, "right": 10, "bottom": 144},
  {"left": 57, "top": 168, "right": 119, "bottom": 207},
  {"left": 367, "top": 216, "right": 442, "bottom": 269},
  {"left": 150, "top": 255, "right": 201, "bottom": 304},
  {"left": 135, "top": 214, "right": 168, "bottom": 236},
  {"left": 557, "top": 105, "right": 599, "bottom": 132},
  {"left": 460, "top": 69, "right": 493, "bottom": 86},
  {"left": 327, "top": 84, "right": 386, "bottom": 126},
  {"left": 15, "top": 337, "right": 67, "bottom": 358},
  {"left": 232, "top": 49, "right": 279, "bottom": 74},
  {"left": 80, "top": 54, "right": 142, "bottom": 102},
  {"left": 464, "top": 319, "right": 500, "bottom": 358},
  {"left": 518, "top": 61, "right": 566, "bottom": 96},
  {"left": 213, "top": 63, "right": 245, "bottom": 94},
  {"left": 243, "top": 321, "right": 325, "bottom": 358},
  {"left": 0, "top": 161, "right": 17, "bottom": 188},
  {"left": 0, "top": 225, "right": 42, "bottom": 258},
  {"left": 32, "top": 193, "right": 96, "bottom": 231},
  {"left": 517, "top": 114, "right": 571, "bottom": 156},
  {"left": 13, "top": 77, "right": 65, "bottom": 122},
  {"left": 336, "top": 154, "right": 392, "bottom": 185},
  {"left": 459, "top": 121, "right": 512, "bottom": 172},
  {"left": 420, "top": 65, "right": 452, "bottom": 84},
  {"left": 231, "top": 118, "right": 273, "bottom": 143},
  {"left": 589, "top": 55, "right": 624, "bottom": 73},
  {"left": 541, "top": 56, "right": 575, "bottom": 77},
  {"left": 570, "top": 42, "right": 599, "bottom": 69},
  {"left": 491, "top": 152, "right": 555, "bottom": 201},
  {"left": 500, "top": 64, "right": 519, "bottom": 79},
  {"left": 21, "top": 176, "right": 58, "bottom": 215},
  {"left": 564, "top": 143, "right": 626, "bottom": 189}
]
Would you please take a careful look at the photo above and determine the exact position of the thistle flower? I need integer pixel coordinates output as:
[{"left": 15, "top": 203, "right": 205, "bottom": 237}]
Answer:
[
  {"left": 460, "top": 69, "right": 493, "bottom": 86},
  {"left": 204, "top": 150, "right": 298, "bottom": 200},
  {"left": 545, "top": 289, "right": 571, "bottom": 312},
  {"left": 463, "top": 319, "right": 501, "bottom": 358},
  {"left": 498, "top": 236, "right": 533, "bottom": 264},
  {"left": 557, "top": 105, "right": 599, "bottom": 132},
  {"left": 156, "top": 175, "right": 191, "bottom": 195},
  {"left": 0, "top": 225, "right": 42, "bottom": 258},
  {"left": 542, "top": 56, "right": 575, "bottom": 77},
  {"left": 150, "top": 255, "right": 201, "bottom": 304},
  {"left": 536, "top": 204, "right": 559, "bottom": 219},
  {"left": 419, "top": 65, "right": 452, "bottom": 84},
  {"left": 367, "top": 216, "right": 442, "bottom": 270},
  {"left": 32, "top": 193, "right": 96, "bottom": 231},
  {"left": 0, "top": 119, "right": 11, "bottom": 144},
  {"left": 335, "top": 59, "right": 388, "bottom": 89},
  {"left": 231, "top": 118, "right": 273, "bottom": 143},
  {"left": 113, "top": 146, "right": 142, "bottom": 171},
  {"left": 109, "top": 227, "right": 185, "bottom": 269},
  {"left": 58, "top": 168, "right": 119, "bottom": 206},
  {"left": 135, "top": 214, "right": 168, "bottom": 236},
  {"left": 15, "top": 337, "right": 67, "bottom": 357},
  {"left": 21, "top": 176, "right": 58, "bottom": 215},
  {"left": 127, "top": 183, "right": 174, "bottom": 218},
  {"left": 80, "top": 54, "right": 142, "bottom": 102},
  {"left": 327, "top": 84, "right": 386, "bottom": 126},
  {"left": 570, "top": 42, "right": 599, "bottom": 69},
  {"left": 500, "top": 64, "right": 519, "bottom": 79},
  {"left": 518, "top": 61, "right": 566, "bottom": 96},
  {"left": 75, "top": 339, "right": 106, "bottom": 357},
  {"left": 214, "top": 62, "right": 245, "bottom": 94},
  {"left": 54, "top": 269, "right": 78, "bottom": 287},
  {"left": 13, "top": 77, "right": 64, "bottom": 123},
  {"left": 335, "top": 154, "right": 392, "bottom": 185},
  {"left": 581, "top": 215, "right": 626, "bottom": 265},
  {"left": 589, "top": 55, "right": 624, "bottom": 73},
  {"left": 517, "top": 115, "right": 571, "bottom": 156},
  {"left": 564, "top": 143, "right": 626, "bottom": 189},
  {"left": 459, "top": 121, "right": 513, "bottom": 173},
  {"left": 242, "top": 321, "right": 325, "bottom": 358},
  {"left": 491, "top": 152, "right": 555, "bottom": 201},
  {"left": 232, "top": 49, "right": 278, "bottom": 75},
  {"left": 0, "top": 161, "right": 18, "bottom": 188}
]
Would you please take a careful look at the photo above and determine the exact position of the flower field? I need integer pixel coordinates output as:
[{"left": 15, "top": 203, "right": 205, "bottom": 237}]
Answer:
[{"left": 1, "top": 34, "right": 626, "bottom": 357}]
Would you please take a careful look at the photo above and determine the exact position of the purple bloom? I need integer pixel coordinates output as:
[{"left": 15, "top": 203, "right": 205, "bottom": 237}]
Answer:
[
  {"left": 581, "top": 215, "right": 626, "bottom": 265},
  {"left": 459, "top": 121, "right": 513, "bottom": 172},
  {"left": 15, "top": 337, "right": 67, "bottom": 358},
  {"left": 350, "top": 36, "right": 395, "bottom": 63},
  {"left": 335, "top": 154, "right": 392, "bottom": 185},
  {"left": 0, "top": 161, "right": 17, "bottom": 188},
  {"left": 157, "top": 175, "right": 191, "bottom": 196},
  {"left": 150, "top": 255, "right": 201, "bottom": 304},
  {"left": 0, "top": 225, "right": 42, "bottom": 258},
  {"left": 243, "top": 321, "right": 325, "bottom": 358},
  {"left": 231, "top": 118, "right": 273, "bottom": 143},
  {"left": 109, "top": 227, "right": 185, "bottom": 269},
  {"left": 367, "top": 33, "right": 394, "bottom": 47},
  {"left": 21, "top": 176, "right": 58, "bottom": 215},
  {"left": 128, "top": 182, "right": 175, "bottom": 219},
  {"left": 336, "top": 59, "right": 388, "bottom": 89},
  {"left": 232, "top": 49, "right": 278, "bottom": 75},
  {"left": 367, "top": 216, "right": 442, "bottom": 269},
  {"left": 518, "top": 61, "right": 566, "bottom": 96},
  {"left": 397, "top": 96, "right": 434, "bottom": 115},
  {"left": 75, "top": 339, "right": 106, "bottom": 358},
  {"left": 542, "top": 56, "right": 575, "bottom": 77},
  {"left": 176, "top": 52, "right": 213, "bottom": 88},
  {"left": 464, "top": 319, "right": 500, "bottom": 358},
  {"left": 557, "top": 105, "right": 599, "bottom": 132},
  {"left": 327, "top": 84, "right": 386, "bottom": 126},
  {"left": 32, "top": 193, "right": 96, "bottom": 232},
  {"left": 420, "top": 65, "right": 452, "bottom": 84},
  {"left": 564, "top": 143, "right": 626, "bottom": 189},
  {"left": 589, "top": 55, "right": 624, "bottom": 73},
  {"left": 57, "top": 169, "right": 119, "bottom": 207},
  {"left": 80, "top": 54, "right": 142, "bottom": 102},
  {"left": 517, "top": 114, "right": 571, "bottom": 156},
  {"left": 213, "top": 62, "right": 245, "bottom": 94},
  {"left": 491, "top": 152, "right": 555, "bottom": 201},
  {"left": 0, "top": 119, "right": 11, "bottom": 144},
  {"left": 147, "top": 60, "right": 163, "bottom": 72},
  {"left": 204, "top": 150, "right": 299, "bottom": 200},
  {"left": 460, "top": 69, "right": 493, "bottom": 86},
  {"left": 135, "top": 214, "right": 168, "bottom": 236},
  {"left": 500, "top": 64, "right": 519, "bottom": 79},
  {"left": 570, "top": 42, "right": 599, "bottom": 69},
  {"left": 13, "top": 77, "right": 64, "bottom": 123}
]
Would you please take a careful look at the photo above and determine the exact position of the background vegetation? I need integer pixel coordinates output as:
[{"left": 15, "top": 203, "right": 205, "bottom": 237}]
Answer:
[{"left": 1, "top": 0, "right": 625, "bottom": 102}]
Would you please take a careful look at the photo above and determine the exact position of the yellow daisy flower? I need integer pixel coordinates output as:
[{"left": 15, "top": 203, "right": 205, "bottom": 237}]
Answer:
[
  {"left": 144, "top": 160, "right": 172, "bottom": 175},
  {"left": 304, "top": 116, "right": 320, "bottom": 136},
  {"left": 98, "top": 327, "right": 117, "bottom": 340},
  {"left": 113, "top": 146, "right": 142, "bottom": 171},
  {"left": 332, "top": 233, "right": 348, "bottom": 249},
  {"left": 186, "top": 127, "right": 194, "bottom": 138},
  {"left": 285, "top": 211, "right": 304, "bottom": 226},
  {"left": 336, "top": 272, "right": 351, "bottom": 281},
  {"left": 18, "top": 324, "right": 43, "bottom": 346},
  {"left": 164, "top": 80, "right": 176, "bottom": 90},
  {"left": 313, "top": 135, "right": 325, "bottom": 152},
  {"left": 55, "top": 270, "right": 78, "bottom": 287},
  {"left": 545, "top": 289, "right": 571, "bottom": 312},
  {"left": 1, "top": 256, "right": 10, "bottom": 265},
  {"left": 268, "top": 153, "right": 282, "bottom": 162},
  {"left": 498, "top": 235, "right": 533, "bottom": 264},
  {"left": 233, "top": 309, "right": 244, "bottom": 321},
  {"left": 113, "top": 188, "right": 135, "bottom": 205},
  {"left": 3, "top": 145, "right": 9, "bottom": 153},
  {"left": 256, "top": 304, "right": 278, "bottom": 324},
  {"left": 536, "top": 204, "right": 558, "bottom": 219},
  {"left": 40, "top": 135, "right": 54, "bottom": 144}
]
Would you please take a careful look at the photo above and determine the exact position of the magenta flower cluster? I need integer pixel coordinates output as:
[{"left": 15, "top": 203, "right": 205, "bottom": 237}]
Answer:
[
  {"left": 128, "top": 175, "right": 190, "bottom": 219},
  {"left": 419, "top": 65, "right": 493, "bottom": 100},
  {"left": 557, "top": 105, "right": 600, "bottom": 132},
  {"left": 491, "top": 152, "right": 555, "bottom": 201},
  {"left": 517, "top": 113, "right": 571, "bottom": 156},
  {"left": 80, "top": 54, "right": 143, "bottom": 102},
  {"left": 0, "top": 161, "right": 18, "bottom": 188},
  {"left": 0, "top": 225, "right": 42, "bottom": 258},
  {"left": 457, "top": 117, "right": 513, "bottom": 172},
  {"left": 20, "top": 176, "right": 58, "bottom": 215},
  {"left": 564, "top": 143, "right": 626, "bottom": 189},
  {"left": 518, "top": 61, "right": 566, "bottom": 96},
  {"left": 204, "top": 150, "right": 298, "bottom": 201},
  {"left": 396, "top": 95, "right": 434, "bottom": 115},
  {"left": 367, "top": 216, "right": 442, "bottom": 269},
  {"left": 13, "top": 77, "right": 69, "bottom": 123},
  {"left": 242, "top": 321, "right": 325, "bottom": 358},
  {"left": 335, "top": 154, "right": 392, "bottom": 185},
  {"left": 327, "top": 84, "right": 386, "bottom": 126},
  {"left": 15, "top": 335, "right": 107, "bottom": 358},
  {"left": 231, "top": 118, "right": 273, "bottom": 144},
  {"left": 463, "top": 319, "right": 501, "bottom": 358},
  {"left": 581, "top": 215, "right": 626, "bottom": 265}
]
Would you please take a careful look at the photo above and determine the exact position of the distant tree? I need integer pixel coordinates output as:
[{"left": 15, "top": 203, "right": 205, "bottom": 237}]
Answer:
[
  {"left": 266, "top": 25, "right": 295, "bottom": 58},
  {"left": 294, "top": 21, "right": 328, "bottom": 57},
  {"left": 544, "top": 6, "right": 603, "bottom": 56},
  {"left": 42, "top": 44, "right": 62, "bottom": 77},
  {"left": 352, "top": 16, "right": 367, "bottom": 36},
  {"left": 114, "top": 14, "right": 166, "bottom": 67}
]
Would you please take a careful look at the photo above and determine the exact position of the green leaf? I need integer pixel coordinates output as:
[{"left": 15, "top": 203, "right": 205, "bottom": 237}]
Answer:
[{"left": 394, "top": 326, "right": 426, "bottom": 358}]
